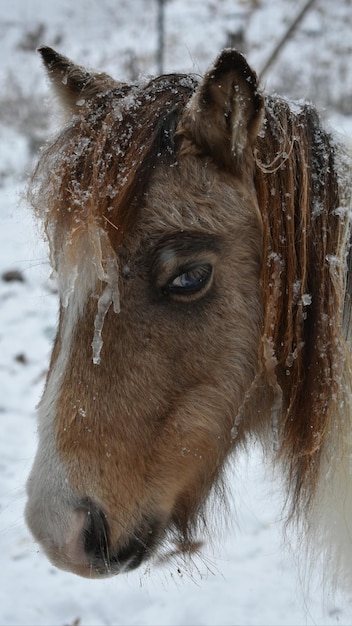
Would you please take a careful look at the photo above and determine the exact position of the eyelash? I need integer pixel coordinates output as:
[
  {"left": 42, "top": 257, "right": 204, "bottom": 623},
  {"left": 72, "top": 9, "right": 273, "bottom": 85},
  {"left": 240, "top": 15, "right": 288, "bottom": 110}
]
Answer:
[{"left": 162, "top": 263, "right": 213, "bottom": 297}]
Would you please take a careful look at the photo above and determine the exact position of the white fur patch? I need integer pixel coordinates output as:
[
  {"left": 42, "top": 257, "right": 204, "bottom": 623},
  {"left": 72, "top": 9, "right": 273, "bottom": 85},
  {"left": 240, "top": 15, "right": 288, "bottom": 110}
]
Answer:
[{"left": 26, "top": 223, "right": 120, "bottom": 550}]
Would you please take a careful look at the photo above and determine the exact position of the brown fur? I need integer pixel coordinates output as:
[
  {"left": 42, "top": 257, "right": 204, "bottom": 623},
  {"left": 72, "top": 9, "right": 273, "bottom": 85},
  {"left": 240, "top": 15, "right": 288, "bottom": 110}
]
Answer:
[{"left": 26, "top": 47, "right": 351, "bottom": 579}]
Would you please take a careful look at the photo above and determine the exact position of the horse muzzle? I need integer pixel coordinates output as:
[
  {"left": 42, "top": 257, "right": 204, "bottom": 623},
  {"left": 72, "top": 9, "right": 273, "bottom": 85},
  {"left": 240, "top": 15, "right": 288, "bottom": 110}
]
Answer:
[{"left": 26, "top": 493, "right": 163, "bottom": 578}]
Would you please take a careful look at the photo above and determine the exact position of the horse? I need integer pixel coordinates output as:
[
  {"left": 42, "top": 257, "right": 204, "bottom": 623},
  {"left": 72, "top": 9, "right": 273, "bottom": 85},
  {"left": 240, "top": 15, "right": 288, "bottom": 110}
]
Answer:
[{"left": 25, "top": 46, "right": 352, "bottom": 588}]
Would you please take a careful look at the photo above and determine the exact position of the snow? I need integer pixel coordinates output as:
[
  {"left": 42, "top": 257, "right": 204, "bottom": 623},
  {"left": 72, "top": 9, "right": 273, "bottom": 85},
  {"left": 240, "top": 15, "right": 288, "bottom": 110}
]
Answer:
[{"left": 1, "top": 1, "right": 352, "bottom": 624}]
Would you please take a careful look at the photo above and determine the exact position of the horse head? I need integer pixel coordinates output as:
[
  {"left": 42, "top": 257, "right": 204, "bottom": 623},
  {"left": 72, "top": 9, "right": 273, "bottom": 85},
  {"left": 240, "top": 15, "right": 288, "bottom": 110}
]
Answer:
[{"left": 26, "top": 47, "right": 352, "bottom": 586}]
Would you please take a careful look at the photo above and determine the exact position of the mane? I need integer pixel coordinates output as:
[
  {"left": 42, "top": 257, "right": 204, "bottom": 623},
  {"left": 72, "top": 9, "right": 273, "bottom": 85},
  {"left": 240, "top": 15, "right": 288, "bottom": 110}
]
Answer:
[
  {"left": 255, "top": 97, "right": 351, "bottom": 516},
  {"left": 28, "top": 73, "right": 198, "bottom": 257}
]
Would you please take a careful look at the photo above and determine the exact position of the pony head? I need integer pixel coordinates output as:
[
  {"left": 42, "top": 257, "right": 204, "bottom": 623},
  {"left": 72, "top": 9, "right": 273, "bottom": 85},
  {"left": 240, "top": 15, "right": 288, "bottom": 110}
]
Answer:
[{"left": 25, "top": 47, "right": 350, "bottom": 581}]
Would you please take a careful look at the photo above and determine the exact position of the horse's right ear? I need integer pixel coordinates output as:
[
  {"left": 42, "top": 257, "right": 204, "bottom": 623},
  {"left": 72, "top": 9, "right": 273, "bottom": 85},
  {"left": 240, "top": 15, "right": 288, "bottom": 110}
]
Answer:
[
  {"left": 179, "top": 49, "right": 264, "bottom": 172},
  {"left": 38, "top": 47, "right": 117, "bottom": 114}
]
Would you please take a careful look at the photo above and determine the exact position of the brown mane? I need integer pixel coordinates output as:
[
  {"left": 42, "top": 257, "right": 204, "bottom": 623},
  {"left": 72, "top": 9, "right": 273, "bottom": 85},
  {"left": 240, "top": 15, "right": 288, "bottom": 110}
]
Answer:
[
  {"left": 255, "top": 98, "right": 349, "bottom": 514},
  {"left": 29, "top": 73, "right": 198, "bottom": 255}
]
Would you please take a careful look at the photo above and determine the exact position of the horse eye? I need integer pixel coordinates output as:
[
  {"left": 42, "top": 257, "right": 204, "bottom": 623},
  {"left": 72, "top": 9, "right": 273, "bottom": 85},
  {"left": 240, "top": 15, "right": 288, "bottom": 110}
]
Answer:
[{"left": 163, "top": 263, "right": 213, "bottom": 297}]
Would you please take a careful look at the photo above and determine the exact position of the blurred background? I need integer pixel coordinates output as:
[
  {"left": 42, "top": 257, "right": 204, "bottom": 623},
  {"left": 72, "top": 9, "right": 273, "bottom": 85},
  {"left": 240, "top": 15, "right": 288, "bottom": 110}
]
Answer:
[{"left": 1, "top": 0, "right": 351, "bottom": 182}]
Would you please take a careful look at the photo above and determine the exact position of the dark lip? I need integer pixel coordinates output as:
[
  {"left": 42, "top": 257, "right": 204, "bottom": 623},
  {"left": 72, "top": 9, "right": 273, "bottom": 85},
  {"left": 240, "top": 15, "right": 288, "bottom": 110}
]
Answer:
[
  {"left": 81, "top": 500, "right": 165, "bottom": 576},
  {"left": 92, "top": 540, "right": 150, "bottom": 576}
]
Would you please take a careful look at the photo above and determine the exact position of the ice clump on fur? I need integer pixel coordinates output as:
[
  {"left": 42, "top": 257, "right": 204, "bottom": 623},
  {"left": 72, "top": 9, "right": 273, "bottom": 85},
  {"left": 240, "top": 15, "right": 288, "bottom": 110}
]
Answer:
[
  {"left": 89, "top": 225, "right": 120, "bottom": 365},
  {"left": 57, "top": 222, "right": 120, "bottom": 365},
  {"left": 92, "top": 256, "right": 120, "bottom": 365}
]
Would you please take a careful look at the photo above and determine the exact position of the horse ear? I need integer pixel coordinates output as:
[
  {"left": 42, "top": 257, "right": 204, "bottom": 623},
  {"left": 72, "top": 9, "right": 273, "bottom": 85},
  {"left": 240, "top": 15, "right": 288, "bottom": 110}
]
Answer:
[
  {"left": 180, "top": 49, "right": 264, "bottom": 170},
  {"left": 38, "top": 46, "right": 117, "bottom": 113}
]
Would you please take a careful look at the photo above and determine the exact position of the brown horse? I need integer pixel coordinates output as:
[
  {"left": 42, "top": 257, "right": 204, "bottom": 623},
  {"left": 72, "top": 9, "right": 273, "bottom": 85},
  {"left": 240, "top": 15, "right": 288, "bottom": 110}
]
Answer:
[{"left": 26, "top": 46, "right": 352, "bottom": 586}]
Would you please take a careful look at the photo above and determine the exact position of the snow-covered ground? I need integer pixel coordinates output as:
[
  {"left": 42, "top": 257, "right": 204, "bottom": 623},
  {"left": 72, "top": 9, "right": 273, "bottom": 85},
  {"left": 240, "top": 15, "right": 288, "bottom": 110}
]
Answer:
[{"left": 1, "top": 1, "right": 352, "bottom": 624}]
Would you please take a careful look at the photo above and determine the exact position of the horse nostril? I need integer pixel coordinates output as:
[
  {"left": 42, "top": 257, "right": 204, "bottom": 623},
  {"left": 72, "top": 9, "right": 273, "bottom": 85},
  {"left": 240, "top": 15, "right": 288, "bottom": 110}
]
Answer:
[
  {"left": 81, "top": 507, "right": 164, "bottom": 575},
  {"left": 81, "top": 501, "right": 110, "bottom": 565},
  {"left": 80, "top": 503, "right": 151, "bottom": 574}
]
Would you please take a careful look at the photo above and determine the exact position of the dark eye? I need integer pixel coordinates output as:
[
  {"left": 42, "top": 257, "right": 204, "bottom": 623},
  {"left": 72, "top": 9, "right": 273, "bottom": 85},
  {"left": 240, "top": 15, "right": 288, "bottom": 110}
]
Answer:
[{"left": 163, "top": 263, "right": 213, "bottom": 297}]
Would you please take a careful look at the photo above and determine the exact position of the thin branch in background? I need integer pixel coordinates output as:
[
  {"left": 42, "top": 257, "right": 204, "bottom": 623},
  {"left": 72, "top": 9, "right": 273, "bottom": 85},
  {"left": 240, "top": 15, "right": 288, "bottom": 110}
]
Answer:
[
  {"left": 259, "top": 0, "right": 316, "bottom": 79},
  {"left": 157, "top": 0, "right": 166, "bottom": 74}
]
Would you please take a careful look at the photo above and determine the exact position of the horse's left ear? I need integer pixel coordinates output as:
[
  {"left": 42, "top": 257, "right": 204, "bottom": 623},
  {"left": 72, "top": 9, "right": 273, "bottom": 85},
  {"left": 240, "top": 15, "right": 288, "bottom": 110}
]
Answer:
[
  {"left": 180, "top": 50, "right": 264, "bottom": 171},
  {"left": 38, "top": 46, "right": 118, "bottom": 114}
]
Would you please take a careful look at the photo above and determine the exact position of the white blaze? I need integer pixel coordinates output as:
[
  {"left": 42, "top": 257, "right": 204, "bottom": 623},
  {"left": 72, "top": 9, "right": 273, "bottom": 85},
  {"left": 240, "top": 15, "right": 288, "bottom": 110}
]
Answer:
[{"left": 26, "top": 222, "right": 121, "bottom": 551}]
